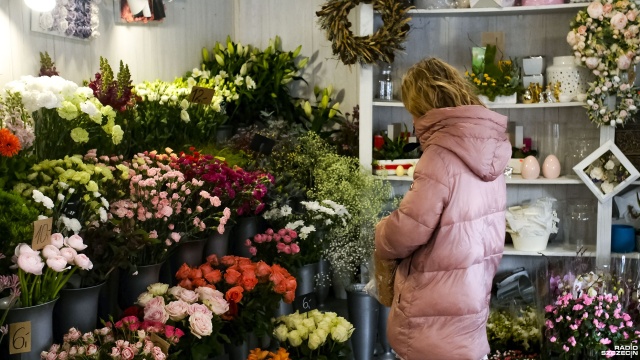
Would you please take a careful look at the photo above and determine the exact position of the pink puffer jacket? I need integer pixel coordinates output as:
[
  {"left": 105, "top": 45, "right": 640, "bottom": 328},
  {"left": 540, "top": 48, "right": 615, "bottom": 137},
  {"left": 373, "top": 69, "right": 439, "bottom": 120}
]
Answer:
[{"left": 375, "top": 105, "right": 511, "bottom": 360}]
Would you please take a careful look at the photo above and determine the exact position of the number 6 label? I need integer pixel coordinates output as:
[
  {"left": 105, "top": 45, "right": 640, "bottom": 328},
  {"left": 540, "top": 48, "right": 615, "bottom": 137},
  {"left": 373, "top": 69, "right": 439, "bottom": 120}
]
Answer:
[{"left": 9, "top": 321, "right": 31, "bottom": 354}]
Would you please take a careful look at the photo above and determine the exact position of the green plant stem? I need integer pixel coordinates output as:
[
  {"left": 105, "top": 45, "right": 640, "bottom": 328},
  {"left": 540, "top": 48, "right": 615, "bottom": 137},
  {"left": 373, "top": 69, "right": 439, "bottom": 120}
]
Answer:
[{"left": 52, "top": 266, "right": 77, "bottom": 299}]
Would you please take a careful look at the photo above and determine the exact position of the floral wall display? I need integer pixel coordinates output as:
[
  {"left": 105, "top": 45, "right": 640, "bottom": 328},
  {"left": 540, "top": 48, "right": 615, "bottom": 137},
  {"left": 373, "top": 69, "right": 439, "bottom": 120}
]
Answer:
[
  {"left": 573, "top": 140, "right": 640, "bottom": 203},
  {"left": 567, "top": 0, "right": 640, "bottom": 127},
  {"left": 31, "top": 0, "right": 100, "bottom": 40}
]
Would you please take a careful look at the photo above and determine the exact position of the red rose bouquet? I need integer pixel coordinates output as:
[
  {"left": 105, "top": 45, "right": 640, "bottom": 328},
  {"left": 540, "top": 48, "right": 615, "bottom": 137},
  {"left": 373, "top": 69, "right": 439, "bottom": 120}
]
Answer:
[{"left": 175, "top": 255, "right": 296, "bottom": 345}]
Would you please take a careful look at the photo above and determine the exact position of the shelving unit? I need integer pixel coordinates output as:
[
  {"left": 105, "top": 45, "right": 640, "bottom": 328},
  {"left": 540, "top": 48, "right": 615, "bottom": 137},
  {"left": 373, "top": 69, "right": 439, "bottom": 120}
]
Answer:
[{"left": 358, "top": 3, "right": 623, "bottom": 269}]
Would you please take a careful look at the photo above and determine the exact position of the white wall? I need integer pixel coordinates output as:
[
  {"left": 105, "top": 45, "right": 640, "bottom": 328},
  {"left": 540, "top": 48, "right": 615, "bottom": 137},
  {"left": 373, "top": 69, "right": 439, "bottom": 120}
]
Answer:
[
  {"left": 233, "top": 0, "right": 359, "bottom": 114},
  {"left": 0, "top": 0, "right": 359, "bottom": 113},
  {"left": 0, "top": 0, "right": 234, "bottom": 86}
]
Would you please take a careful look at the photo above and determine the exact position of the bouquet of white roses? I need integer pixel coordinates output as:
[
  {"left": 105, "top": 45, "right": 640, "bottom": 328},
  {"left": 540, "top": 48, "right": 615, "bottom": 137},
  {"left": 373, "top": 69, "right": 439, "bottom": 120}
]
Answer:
[{"left": 272, "top": 309, "right": 353, "bottom": 360}]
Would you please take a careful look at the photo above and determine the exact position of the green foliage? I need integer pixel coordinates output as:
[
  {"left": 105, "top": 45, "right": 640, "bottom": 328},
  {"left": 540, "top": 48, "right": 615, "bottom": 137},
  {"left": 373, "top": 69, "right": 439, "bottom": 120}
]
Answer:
[
  {"left": 0, "top": 189, "right": 40, "bottom": 273},
  {"left": 372, "top": 127, "right": 416, "bottom": 161},
  {"left": 301, "top": 133, "right": 392, "bottom": 284}
]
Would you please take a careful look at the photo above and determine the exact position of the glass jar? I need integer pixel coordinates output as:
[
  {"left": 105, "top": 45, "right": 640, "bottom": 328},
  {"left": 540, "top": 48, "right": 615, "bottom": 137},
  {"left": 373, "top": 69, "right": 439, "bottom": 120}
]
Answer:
[
  {"left": 378, "top": 64, "right": 393, "bottom": 100},
  {"left": 565, "top": 202, "right": 594, "bottom": 251},
  {"left": 563, "top": 137, "right": 591, "bottom": 178}
]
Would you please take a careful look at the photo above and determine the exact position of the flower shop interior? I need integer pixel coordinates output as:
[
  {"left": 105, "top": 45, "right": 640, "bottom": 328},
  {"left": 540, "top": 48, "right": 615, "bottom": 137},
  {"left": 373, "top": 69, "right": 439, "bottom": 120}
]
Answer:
[{"left": 1, "top": 0, "right": 640, "bottom": 359}]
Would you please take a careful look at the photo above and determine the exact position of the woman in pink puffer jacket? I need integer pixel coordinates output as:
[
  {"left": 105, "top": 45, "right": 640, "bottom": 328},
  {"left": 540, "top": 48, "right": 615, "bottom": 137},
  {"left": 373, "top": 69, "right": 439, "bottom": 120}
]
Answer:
[{"left": 375, "top": 58, "right": 511, "bottom": 360}]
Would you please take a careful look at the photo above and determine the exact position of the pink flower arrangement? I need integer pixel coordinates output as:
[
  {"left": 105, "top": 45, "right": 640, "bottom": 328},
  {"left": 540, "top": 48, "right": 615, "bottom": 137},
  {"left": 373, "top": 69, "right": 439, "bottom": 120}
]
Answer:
[
  {"left": 545, "top": 291, "right": 640, "bottom": 359},
  {"left": 170, "top": 148, "right": 273, "bottom": 218},
  {"left": 108, "top": 149, "right": 230, "bottom": 265},
  {"left": 245, "top": 228, "right": 302, "bottom": 272},
  {"left": 126, "top": 282, "right": 228, "bottom": 358},
  {"left": 13, "top": 233, "right": 92, "bottom": 307},
  {"left": 42, "top": 317, "right": 181, "bottom": 360}
]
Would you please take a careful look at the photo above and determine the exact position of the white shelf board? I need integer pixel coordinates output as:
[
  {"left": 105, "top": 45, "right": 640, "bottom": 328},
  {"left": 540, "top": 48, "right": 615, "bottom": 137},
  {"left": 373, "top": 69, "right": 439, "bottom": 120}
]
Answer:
[
  {"left": 611, "top": 252, "right": 640, "bottom": 259},
  {"left": 505, "top": 175, "right": 583, "bottom": 184},
  {"left": 503, "top": 243, "right": 596, "bottom": 257},
  {"left": 405, "top": 3, "right": 587, "bottom": 16},
  {"left": 372, "top": 100, "right": 585, "bottom": 109},
  {"left": 375, "top": 175, "right": 584, "bottom": 184}
]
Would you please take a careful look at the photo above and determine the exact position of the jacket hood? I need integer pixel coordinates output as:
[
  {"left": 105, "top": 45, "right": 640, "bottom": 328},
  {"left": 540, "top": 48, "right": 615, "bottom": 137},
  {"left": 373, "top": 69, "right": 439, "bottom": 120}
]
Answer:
[{"left": 415, "top": 105, "right": 511, "bottom": 182}]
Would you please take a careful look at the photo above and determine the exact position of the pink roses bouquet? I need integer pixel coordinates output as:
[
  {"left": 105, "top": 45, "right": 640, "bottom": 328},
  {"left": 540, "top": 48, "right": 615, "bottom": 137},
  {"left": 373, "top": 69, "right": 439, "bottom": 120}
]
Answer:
[
  {"left": 42, "top": 318, "right": 181, "bottom": 360},
  {"left": 129, "top": 282, "right": 228, "bottom": 359},
  {"left": 245, "top": 228, "right": 302, "bottom": 273},
  {"left": 13, "top": 233, "right": 93, "bottom": 307}
]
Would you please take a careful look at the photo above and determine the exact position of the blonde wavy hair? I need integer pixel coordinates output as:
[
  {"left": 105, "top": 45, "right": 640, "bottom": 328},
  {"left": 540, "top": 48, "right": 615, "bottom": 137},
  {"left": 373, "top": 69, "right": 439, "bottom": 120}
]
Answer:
[{"left": 401, "top": 57, "right": 483, "bottom": 118}]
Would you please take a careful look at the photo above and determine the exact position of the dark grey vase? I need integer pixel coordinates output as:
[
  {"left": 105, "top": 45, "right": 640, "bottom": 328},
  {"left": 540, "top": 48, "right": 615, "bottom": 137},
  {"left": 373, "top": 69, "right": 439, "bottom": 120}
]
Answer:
[
  {"left": 204, "top": 229, "right": 232, "bottom": 261},
  {"left": 117, "top": 262, "right": 164, "bottom": 310},
  {"left": 173, "top": 238, "right": 207, "bottom": 268},
  {"left": 377, "top": 302, "right": 396, "bottom": 359},
  {"left": 4, "top": 299, "right": 57, "bottom": 360},
  {"left": 231, "top": 216, "right": 265, "bottom": 258},
  {"left": 225, "top": 338, "right": 249, "bottom": 360},
  {"left": 53, "top": 282, "right": 105, "bottom": 342},
  {"left": 347, "top": 284, "right": 379, "bottom": 360},
  {"left": 295, "top": 262, "right": 319, "bottom": 297}
]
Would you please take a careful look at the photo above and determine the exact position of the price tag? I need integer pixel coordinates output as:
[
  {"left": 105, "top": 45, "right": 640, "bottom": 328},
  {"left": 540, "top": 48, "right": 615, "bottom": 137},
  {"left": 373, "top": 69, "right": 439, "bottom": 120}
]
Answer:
[
  {"left": 9, "top": 321, "right": 31, "bottom": 354},
  {"left": 62, "top": 193, "right": 81, "bottom": 218},
  {"left": 31, "top": 217, "right": 53, "bottom": 251},
  {"left": 187, "top": 86, "right": 215, "bottom": 105},
  {"left": 149, "top": 332, "right": 170, "bottom": 354},
  {"left": 293, "top": 292, "right": 317, "bottom": 313}
]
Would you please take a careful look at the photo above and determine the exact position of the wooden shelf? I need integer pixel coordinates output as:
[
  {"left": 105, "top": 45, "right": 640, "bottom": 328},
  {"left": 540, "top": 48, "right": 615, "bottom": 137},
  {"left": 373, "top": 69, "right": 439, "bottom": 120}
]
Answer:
[
  {"left": 372, "top": 100, "right": 585, "bottom": 109},
  {"left": 405, "top": 3, "right": 587, "bottom": 16},
  {"left": 503, "top": 243, "right": 596, "bottom": 257}
]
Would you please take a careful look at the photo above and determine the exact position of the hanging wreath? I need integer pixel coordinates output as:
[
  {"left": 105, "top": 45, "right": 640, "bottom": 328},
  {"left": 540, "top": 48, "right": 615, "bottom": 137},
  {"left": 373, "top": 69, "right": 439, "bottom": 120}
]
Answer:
[
  {"left": 567, "top": 0, "right": 640, "bottom": 127},
  {"left": 316, "top": 0, "right": 412, "bottom": 66}
]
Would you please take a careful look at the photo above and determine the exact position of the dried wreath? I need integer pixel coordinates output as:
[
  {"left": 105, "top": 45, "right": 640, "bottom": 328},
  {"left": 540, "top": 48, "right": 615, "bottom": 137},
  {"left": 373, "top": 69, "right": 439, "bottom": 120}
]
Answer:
[{"left": 316, "top": 0, "right": 412, "bottom": 65}]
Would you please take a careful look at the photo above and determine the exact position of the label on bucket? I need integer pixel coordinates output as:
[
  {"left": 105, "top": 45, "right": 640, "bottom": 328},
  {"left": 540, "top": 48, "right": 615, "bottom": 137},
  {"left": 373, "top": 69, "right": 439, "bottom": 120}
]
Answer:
[
  {"left": 32, "top": 217, "right": 53, "bottom": 251},
  {"left": 9, "top": 321, "right": 31, "bottom": 354}
]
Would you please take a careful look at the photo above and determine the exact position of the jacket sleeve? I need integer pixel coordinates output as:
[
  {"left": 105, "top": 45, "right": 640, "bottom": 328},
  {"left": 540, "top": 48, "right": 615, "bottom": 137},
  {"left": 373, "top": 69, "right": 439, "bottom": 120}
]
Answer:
[{"left": 375, "top": 151, "right": 450, "bottom": 260}]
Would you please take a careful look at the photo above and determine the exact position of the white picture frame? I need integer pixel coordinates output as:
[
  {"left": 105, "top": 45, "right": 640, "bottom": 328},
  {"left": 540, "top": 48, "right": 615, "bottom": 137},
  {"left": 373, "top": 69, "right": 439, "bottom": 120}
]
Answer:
[
  {"left": 573, "top": 140, "right": 640, "bottom": 203},
  {"left": 30, "top": 0, "right": 100, "bottom": 40}
]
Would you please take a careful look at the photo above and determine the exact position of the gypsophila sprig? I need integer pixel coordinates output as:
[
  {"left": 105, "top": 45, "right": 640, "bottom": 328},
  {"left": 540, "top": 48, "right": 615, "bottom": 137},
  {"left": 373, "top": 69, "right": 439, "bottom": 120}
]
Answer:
[
  {"left": 272, "top": 309, "right": 353, "bottom": 360},
  {"left": 568, "top": 0, "right": 640, "bottom": 127},
  {"left": 584, "top": 150, "right": 631, "bottom": 195}
]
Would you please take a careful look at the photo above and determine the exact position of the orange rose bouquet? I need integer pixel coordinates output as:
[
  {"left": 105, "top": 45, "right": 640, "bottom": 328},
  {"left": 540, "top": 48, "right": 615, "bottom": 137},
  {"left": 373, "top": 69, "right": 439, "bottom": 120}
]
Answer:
[{"left": 175, "top": 254, "right": 297, "bottom": 346}]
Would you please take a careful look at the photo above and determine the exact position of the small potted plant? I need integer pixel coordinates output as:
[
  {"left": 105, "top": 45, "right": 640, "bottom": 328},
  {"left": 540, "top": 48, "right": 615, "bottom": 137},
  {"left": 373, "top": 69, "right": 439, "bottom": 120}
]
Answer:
[
  {"left": 465, "top": 44, "right": 521, "bottom": 104},
  {"left": 372, "top": 125, "right": 420, "bottom": 176}
]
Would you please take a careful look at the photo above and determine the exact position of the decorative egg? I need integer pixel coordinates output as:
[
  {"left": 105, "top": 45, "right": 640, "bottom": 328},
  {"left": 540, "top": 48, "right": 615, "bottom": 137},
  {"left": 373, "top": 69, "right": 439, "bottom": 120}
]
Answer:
[
  {"left": 520, "top": 155, "right": 540, "bottom": 179},
  {"left": 407, "top": 166, "right": 415, "bottom": 177},
  {"left": 395, "top": 165, "right": 406, "bottom": 176},
  {"left": 542, "top": 154, "right": 561, "bottom": 179}
]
